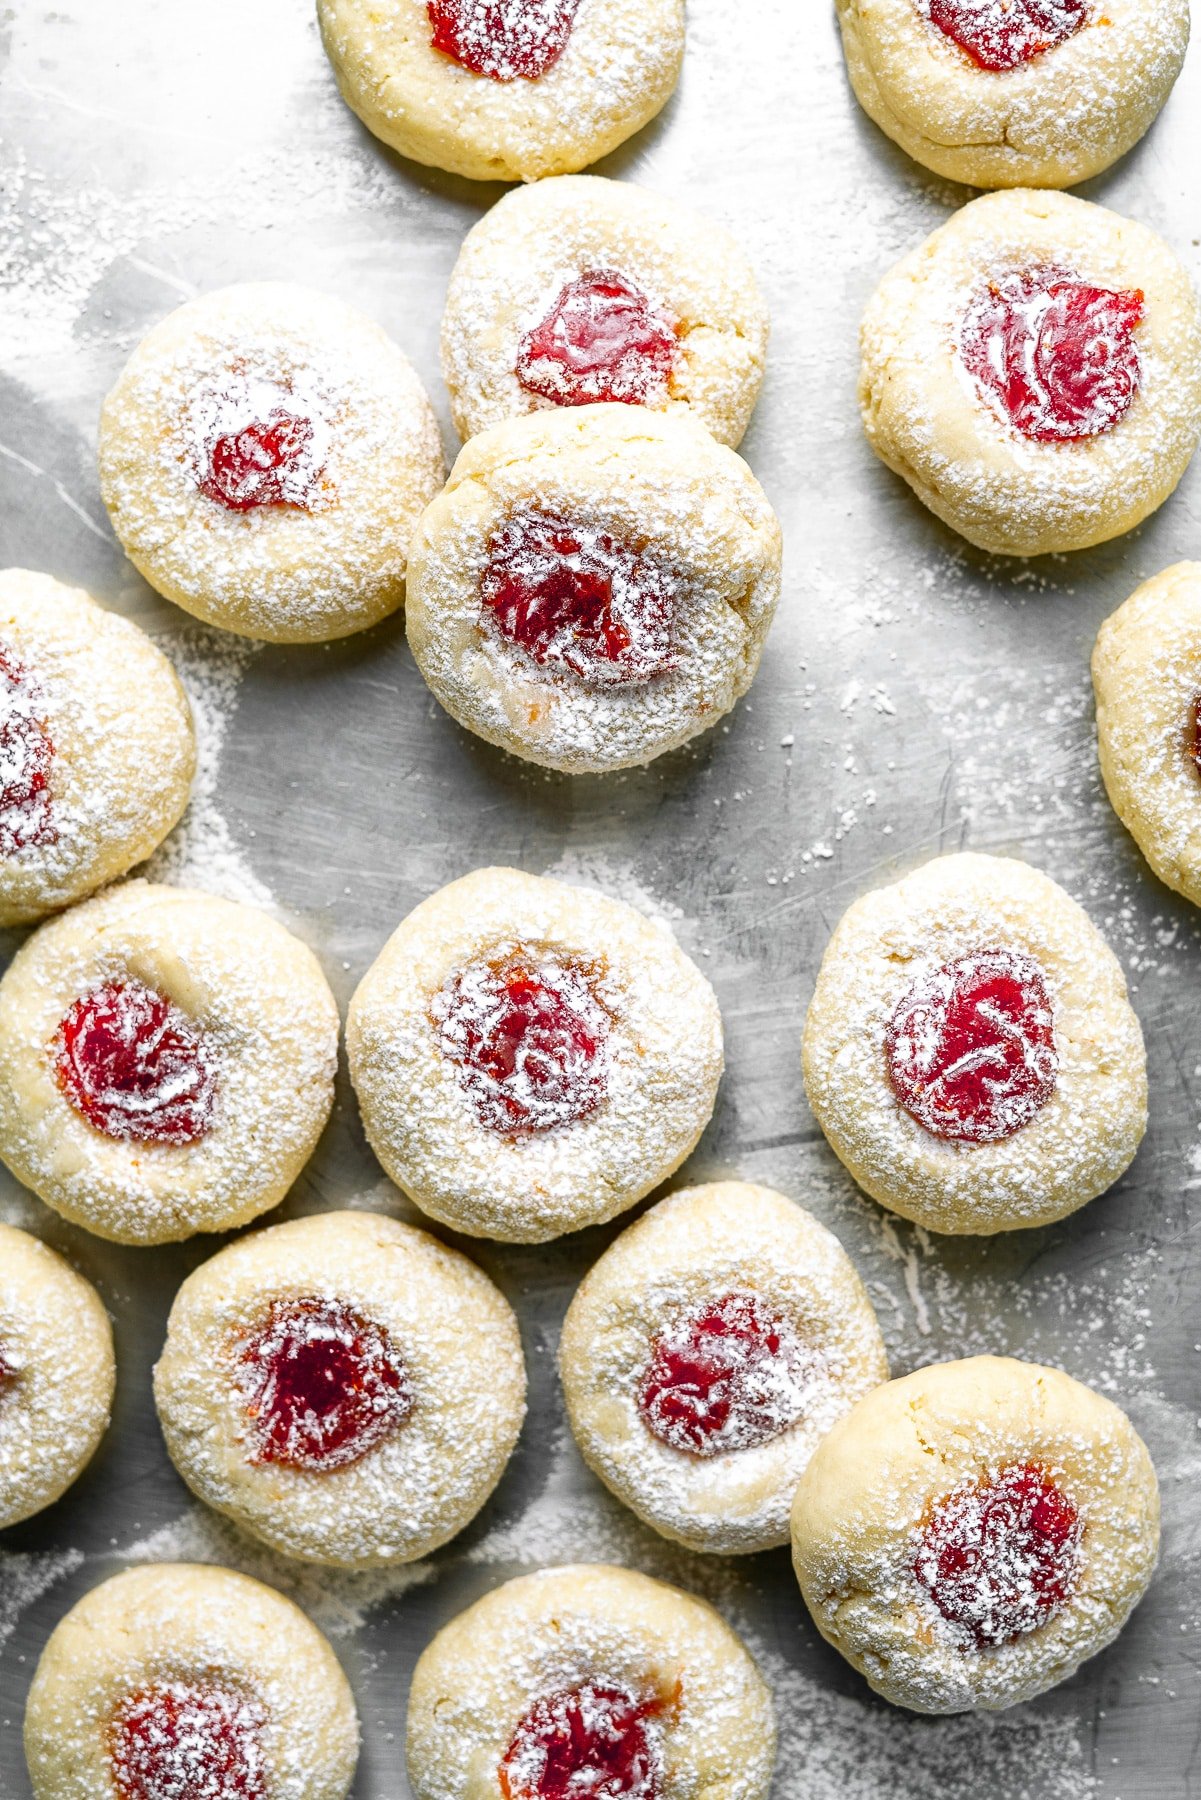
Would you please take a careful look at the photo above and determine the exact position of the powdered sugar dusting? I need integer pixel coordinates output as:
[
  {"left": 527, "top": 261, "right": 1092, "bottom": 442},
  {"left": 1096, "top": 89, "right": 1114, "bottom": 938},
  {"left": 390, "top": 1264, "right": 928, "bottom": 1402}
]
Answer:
[
  {"left": 118, "top": 1507, "right": 436, "bottom": 1639},
  {"left": 143, "top": 628, "right": 270, "bottom": 909},
  {"left": 0, "top": 1545, "right": 84, "bottom": 1651}
]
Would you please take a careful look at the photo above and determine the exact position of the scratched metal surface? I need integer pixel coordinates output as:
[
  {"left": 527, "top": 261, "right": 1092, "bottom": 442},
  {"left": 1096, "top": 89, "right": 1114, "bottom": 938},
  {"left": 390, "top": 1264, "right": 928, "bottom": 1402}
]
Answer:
[{"left": 2, "top": 1, "right": 1201, "bottom": 1795}]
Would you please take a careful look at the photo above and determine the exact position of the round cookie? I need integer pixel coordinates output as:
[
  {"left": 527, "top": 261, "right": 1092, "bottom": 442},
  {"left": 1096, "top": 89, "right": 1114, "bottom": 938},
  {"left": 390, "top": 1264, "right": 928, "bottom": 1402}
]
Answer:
[
  {"left": 98, "top": 283, "right": 444, "bottom": 643},
  {"left": 837, "top": 0, "right": 1188, "bottom": 190},
  {"left": 346, "top": 867, "right": 723, "bottom": 1242},
  {"left": 0, "top": 880, "right": 339, "bottom": 1245},
  {"left": 154, "top": 1208, "right": 526, "bottom": 1568},
  {"left": 0, "top": 570, "right": 195, "bottom": 927},
  {"left": 317, "top": 0, "right": 685, "bottom": 184},
  {"left": 801, "top": 852, "right": 1146, "bottom": 1234},
  {"left": 405, "top": 405, "right": 783, "bottom": 773},
  {"left": 559, "top": 1181, "right": 889, "bottom": 1555},
  {"left": 24, "top": 1563, "right": 359, "bottom": 1800},
  {"left": 1093, "top": 562, "right": 1201, "bottom": 907},
  {"left": 859, "top": 189, "right": 1201, "bottom": 555},
  {"left": 0, "top": 1224, "right": 115, "bottom": 1528},
  {"left": 441, "top": 176, "right": 769, "bottom": 449},
  {"left": 791, "top": 1356, "right": 1159, "bottom": 1714},
  {"left": 406, "top": 1564, "right": 776, "bottom": 1800}
]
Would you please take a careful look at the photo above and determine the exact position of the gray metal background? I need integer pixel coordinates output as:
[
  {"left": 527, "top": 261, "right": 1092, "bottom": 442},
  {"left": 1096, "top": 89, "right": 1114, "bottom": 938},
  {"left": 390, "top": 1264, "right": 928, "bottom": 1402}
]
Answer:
[{"left": 2, "top": 1, "right": 1201, "bottom": 1794}]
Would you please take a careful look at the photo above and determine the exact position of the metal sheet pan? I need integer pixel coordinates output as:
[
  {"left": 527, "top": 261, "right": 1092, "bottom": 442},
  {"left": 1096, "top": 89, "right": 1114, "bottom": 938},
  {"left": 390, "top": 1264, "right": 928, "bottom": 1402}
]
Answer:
[{"left": 2, "top": 1, "right": 1200, "bottom": 1793}]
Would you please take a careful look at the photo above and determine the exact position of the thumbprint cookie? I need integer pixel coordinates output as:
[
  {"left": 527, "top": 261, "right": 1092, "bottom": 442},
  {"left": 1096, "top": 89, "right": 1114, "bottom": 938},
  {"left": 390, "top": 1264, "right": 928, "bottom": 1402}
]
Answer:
[
  {"left": 802, "top": 852, "right": 1146, "bottom": 1233},
  {"left": 347, "top": 867, "right": 722, "bottom": 1241}
]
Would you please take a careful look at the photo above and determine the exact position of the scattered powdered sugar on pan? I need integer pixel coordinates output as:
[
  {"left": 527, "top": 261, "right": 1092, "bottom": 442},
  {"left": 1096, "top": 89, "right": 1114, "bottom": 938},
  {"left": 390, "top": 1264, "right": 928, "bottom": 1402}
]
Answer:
[
  {"left": 143, "top": 628, "right": 271, "bottom": 910},
  {"left": 749, "top": 1638, "right": 1099, "bottom": 1800},
  {"left": 118, "top": 1506, "right": 435, "bottom": 1639},
  {"left": 0, "top": 1183, "right": 48, "bottom": 1230},
  {"left": 0, "top": 1545, "right": 84, "bottom": 1652}
]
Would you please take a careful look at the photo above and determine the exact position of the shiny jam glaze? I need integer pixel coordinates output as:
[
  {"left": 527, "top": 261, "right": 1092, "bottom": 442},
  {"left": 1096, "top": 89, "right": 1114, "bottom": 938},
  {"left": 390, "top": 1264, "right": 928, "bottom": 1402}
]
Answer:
[
  {"left": 500, "top": 1682, "right": 668, "bottom": 1800},
  {"left": 433, "top": 950, "right": 611, "bottom": 1135},
  {"left": 960, "top": 267, "right": 1145, "bottom": 442},
  {"left": 109, "top": 1681, "right": 268, "bottom": 1800},
  {"left": 639, "top": 1290, "right": 816, "bottom": 1457},
  {"left": 0, "top": 643, "right": 55, "bottom": 858},
  {"left": 55, "top": 979, "right": 218, "bottom": 1145},
  {"left": 516, "top": 271, "right": 678, "bottom": 409},
  {"left": 885, "top": 947, "right": 1057, "bottom": 1143},
  {"left": 924, "top": 0, "right": 1089, "bottom": 71},
  {"left": 235, "top": 1296, "right": 413, "bottom": 1472},
  {"left": 481, "top": 510, "right": 680, "bottom": 687},
  {"left": 200, "top": 410, "right": 316, "bottom": 512},
  {"left": 914, "top": 1463, "right": 1083, "bottom": 1648},
  {"left": 427, "top": 0, "right": 582, "bottom": 80}
]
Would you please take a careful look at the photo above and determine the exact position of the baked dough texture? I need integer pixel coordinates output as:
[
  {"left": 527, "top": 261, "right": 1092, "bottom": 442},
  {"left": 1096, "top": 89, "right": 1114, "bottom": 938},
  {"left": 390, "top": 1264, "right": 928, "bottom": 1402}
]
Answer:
[
  {"left": 860, "top": 190, "right": 1201, "bottom": 555},
  {"left": 0, "top": 569, "right": 195, "bottom": 927},
  {"left": 24, "top": 1563, "right": 359, "bottom": 1800},
  {"left": 559, "top": 1181, "right": 889, "bottom": 1554},
  {"left": 837, "top": 0, "right": 1189, "bottom": 189},
  {"left": 0, "top": 881, "right": 339, "bottom": 1244},
  {"left": 441, "top": 176, "right": 769, "bottom": 448},
  {"left": 346, "top": 867, "right": 723, "bottom": 1241},
  {"left": 154, "top": 1208, "right": 526, "bottom": 1567},
  {"left": 317, "top": 0, "right": 685, "bottom": 183},
  {"left": 0, "top": 1223, "right": 115, "bottom": 1528},
  {"left": 801, "top": 852, "right": 1147, "bottom": 1234},
  {"left": 406, "top": 1564, "right": 776, "bottom": 1800},
  {"left": 1093, "top": 562, "right": 1201, "bottom": 907},
  {"left": 790, "top": 1356, "right": 1160, "bottom": 1714},
  {"left": 405, "top": 405, "right": 783, "bottom": 773},
  {"left": 98, "top": 283, "right": 444, "bottom": 642}
]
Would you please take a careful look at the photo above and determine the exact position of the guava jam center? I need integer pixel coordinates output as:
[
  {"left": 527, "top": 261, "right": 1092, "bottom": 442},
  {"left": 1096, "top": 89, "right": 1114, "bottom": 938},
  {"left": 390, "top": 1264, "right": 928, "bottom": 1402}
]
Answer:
[
  {"left": 500, "top": 1683, "right": 666, "bottom": 1800},
  {"left": 235, "top": 1296, "right": 413, "bottom": 1472},
  {"left": 200, "top": 410, "right": 315, "bottom": 512},
  {"left": 481, "top": 510, "right": 680, "bottom": 687},
  {"left": 428, "top": 0, "right": 582, "bottom": 80},
  {"left": 109, "top": 1681, "right": 268, "bottom": 1800},
  {"left": 885, "top": 947, "right": 1057, "bottom": 1143},
  {"left": 639, "top": 1291, "right": 816, "bottom": 1458},
  {"left": 914, "top": 1463, "right": 1083, "bottom": 1648},
  {"left": 0, "top": 643, "right": 55, "bottom": 858},
  {"left": 960, "top": 267, "right": 1144, "bottom": 442},
  {"left": 517, "top": 271, "right": 678, "bottom": 409},
  {"left": 924, "top": 0, "right": 1088, "bottom": 71},
  {"left": 433, "top": 951, "right": 611, "bottom": 1135},
  {"left": 55, "top": 979, "right": 218, "bottom": 1145},
  {"left": 1191, "top": 694, "right": 1201, "bottom": 773}
]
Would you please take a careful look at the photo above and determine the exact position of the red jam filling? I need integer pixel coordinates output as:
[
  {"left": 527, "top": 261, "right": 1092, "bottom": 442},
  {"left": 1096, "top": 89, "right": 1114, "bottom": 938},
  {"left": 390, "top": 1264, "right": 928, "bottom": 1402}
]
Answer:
[
  {"left": 55, "top": 979, "right": 217, "bottom": 1145},
  {"left": 639, "top": 1291, "right": 816, "bottom": 1458},
  {"left": 960, "top": 267, "right": 1144, "bottom": 442},
  {"left": 1191, "top": 694, "right": 1201, "bottom": 773},
  {"left": 517, "top": 271, "right": 678, "bottom": 409},
  {"left": 500, "top": 1683, "right": 668, "bottom": 1800},
  {"left": 481, "top": 510, "right": 679, "bottom": 687},
  {"left": 914, "top": 1463, "right": 1083, "bottom": 1648},
  {"left": 235, "top": 1296, "right": 412, "bottom": 1472},
  {"left": 0, "top": 1343, "right": 14, "bottom": 1394},
  {"left": 427, "top": 0, "right": 582, "bottom": 80},
  {"left": 199, "top": 410, "right": 316, "bottom": 512},
  {"left": 109, "top": 1681, "right": 268, "bottom": 1800},
  {"left": 433, "top": 950, "right": 611, "bottom": 1135},
  {"left": 0, "top": 643, "right": 55, "bottom": 858},
  {"left": 925, "top": 0, "right": 1089, "bottom": 71},
  {"left": 885, "top": 947, "right": 1057, "bottom": 1143}
]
